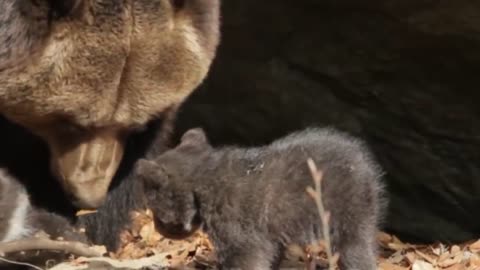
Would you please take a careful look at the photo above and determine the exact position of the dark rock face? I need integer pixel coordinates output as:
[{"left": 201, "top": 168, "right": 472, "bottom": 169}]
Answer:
[{"left": 174, "top": 0, "right": 480, "bottom": 243}]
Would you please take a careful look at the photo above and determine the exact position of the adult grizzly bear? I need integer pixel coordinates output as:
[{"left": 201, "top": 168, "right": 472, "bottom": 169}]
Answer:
[
  {"left": 0, "top": 0, "right": 220, "bottom": 249},
  {"left": 0, "top": 0, "right": 220, "bottom": 208}
]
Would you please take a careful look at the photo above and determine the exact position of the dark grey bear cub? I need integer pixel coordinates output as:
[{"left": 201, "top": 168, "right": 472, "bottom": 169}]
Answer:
[{"left": 136, "top": 127, "right": 386, "bottom": 270}]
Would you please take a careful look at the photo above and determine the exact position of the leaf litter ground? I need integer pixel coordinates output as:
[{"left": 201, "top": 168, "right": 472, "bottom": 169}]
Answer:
[{"left": 50, "top": 209, "right": 480, "bottom": 270}]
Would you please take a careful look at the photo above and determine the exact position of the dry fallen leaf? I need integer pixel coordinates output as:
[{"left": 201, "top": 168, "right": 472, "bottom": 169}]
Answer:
[
  {"left": 405, "top": 251, "right": 417, "bottom": 264},
  {"left": 46, "top": 205, "right": 480, "bottom": 270},
  {"left": 443, "top": 265, "right": 463, "bottom": 270},
  {"left": 387, "top": 250, "right": 405, "bottom": 264},
  {"left": 469, "top": 253, "right": 480, "bottom": 266},
  {"left": 451, "top": 245, "right": 461, "bottom": 254},
  {"left": 91, "top": 245, "right": 108, "bottom": 256},
  {"left": 378, "top": 232, "right": 394, "bottom": 244},
  {"left": 412, "top": 260, "right": 435, "bottom": 270},
  {"left": 437, "top": 251, "right": 451, "bottom": 263},
  {"left": 469, "top": 239, "right": 480, "bottom": 253},
  {"left": 139, "top": 220, "right": 162, "bottom": 245},
  {"left": 415, "top": 250, "right": 436, "bottom": 264},
  {"left": 378, "top": 261, "right": 409, "bottom": 270},
  {"left": 387, "top": 236, "right": 413, "bottom": 251},
  {"left": 76, "top": 209, "right": 98, "bottom": 216}
]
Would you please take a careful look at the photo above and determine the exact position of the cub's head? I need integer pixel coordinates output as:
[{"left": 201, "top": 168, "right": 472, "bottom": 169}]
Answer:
[
  {"left": 0, "top": 0, "right": 220, "bottom": 208},
  {"left": 135, "top": 128, "right": 211, "bottom": 238}
]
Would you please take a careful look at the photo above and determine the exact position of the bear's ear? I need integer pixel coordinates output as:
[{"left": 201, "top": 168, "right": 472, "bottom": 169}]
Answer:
[{"left": 179, "top": 128, "right": 209, "bottom": 148}]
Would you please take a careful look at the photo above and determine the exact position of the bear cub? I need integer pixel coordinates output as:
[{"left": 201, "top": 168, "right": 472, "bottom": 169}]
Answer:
[
  {"left": 0, "top": 169, "right": 87, "bottom": 244},
  {"left": 136, "top": 127, "right": 387, "bottom": 270}
]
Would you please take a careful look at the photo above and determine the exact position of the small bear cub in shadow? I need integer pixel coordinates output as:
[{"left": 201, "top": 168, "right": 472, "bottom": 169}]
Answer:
[
  {"left": 136, "top": 127, "right": 386, "bottom": 270},
  {"left": 0, "top": 169, "right": 87, "bottom": 244}
]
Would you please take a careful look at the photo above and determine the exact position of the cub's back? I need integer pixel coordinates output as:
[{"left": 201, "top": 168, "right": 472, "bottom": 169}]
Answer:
[
  {"left": 269, "top": 127, "right": 382, "bottom": 187},
  {"left": 265, "top": 127, "right": 385, "bottom": 219}
]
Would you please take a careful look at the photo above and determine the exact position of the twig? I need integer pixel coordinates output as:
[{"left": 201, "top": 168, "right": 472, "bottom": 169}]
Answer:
[
  {"left": 0, "top": 238, "right": 104, "bottom": 258},
  {"left": 306, "top": 158, "right": 337, "bottom": 270},
  {"left": 0, "top": 256, "right": 44, "bottom": 270}
]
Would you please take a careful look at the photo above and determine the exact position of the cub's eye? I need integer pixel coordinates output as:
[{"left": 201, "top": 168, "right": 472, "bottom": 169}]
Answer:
[{"left": 170, "top": 0, "right": 185, "bottom": 11}]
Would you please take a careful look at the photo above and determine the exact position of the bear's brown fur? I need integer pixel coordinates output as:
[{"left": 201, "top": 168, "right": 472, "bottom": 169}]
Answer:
[{"left": 0, "top": 0, "right": 220, "bottom": 208}]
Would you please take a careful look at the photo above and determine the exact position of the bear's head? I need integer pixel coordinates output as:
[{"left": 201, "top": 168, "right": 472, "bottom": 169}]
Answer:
[{"left": 0, "top": 0, "right": 220, "bottom": 209}]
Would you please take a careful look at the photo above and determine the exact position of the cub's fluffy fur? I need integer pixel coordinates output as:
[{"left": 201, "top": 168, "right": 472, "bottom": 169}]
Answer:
[
  {"left": 0, "top": 169, "right": 86, "bottom": 243},
  {"left": 136, "top": 127, "right": 387, "bottom": 270}
]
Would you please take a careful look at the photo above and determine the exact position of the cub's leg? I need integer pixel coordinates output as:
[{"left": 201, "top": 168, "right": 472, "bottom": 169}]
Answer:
[
  {"left": 216, "top": 240, "right": 281, "bottom": 270},
  {"left": 332, "top": 226, "right": 377, "bottom": 270}
]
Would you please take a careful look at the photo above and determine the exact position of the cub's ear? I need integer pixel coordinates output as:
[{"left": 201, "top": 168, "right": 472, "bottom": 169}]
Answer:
[
  {"left": 179, "top": 128, "right": 209, "bottom": 148},
  {"left": 135, "top": 159, "right": 161, "bottom": 187}
]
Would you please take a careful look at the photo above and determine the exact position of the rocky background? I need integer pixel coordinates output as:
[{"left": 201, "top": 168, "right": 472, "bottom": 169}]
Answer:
[{"left": 173, "top": 0, "right": 480, "bottom": 243}]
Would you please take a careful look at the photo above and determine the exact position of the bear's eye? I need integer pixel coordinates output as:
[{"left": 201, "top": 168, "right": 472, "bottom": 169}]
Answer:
[
  {"left": 170, "top": 0, "right": 185, "bottom": 11},
  {"left": 63, "top": 124, "right": 83, "bottom": 134},
  {"left": 48, "top": 0, "right": 82, "bottom": 20},
  {"left": 159, "top": 165, "right": 174, "bottom": 181},
  {"left": 55, "top": 119, "right": 87, "bottom": 136}
]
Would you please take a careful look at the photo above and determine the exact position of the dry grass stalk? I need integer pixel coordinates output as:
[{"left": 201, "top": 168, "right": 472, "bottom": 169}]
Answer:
[
  {"left": 0, "top": 237, "right": 105, "bottom": 258},
  {"left": 306, "top": 158, "right": 339, "bottom": 270},
  {"left": 0, "top": 257, "right": 44, "bottom": 270}
]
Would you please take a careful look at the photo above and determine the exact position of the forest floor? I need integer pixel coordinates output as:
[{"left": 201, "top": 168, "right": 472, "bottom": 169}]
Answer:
[
  {"left": 2, "top": 209, "right": 480, "bottom": 269},
  {"left": 36, "top": 209, "right": 480, "bottom": 270}
]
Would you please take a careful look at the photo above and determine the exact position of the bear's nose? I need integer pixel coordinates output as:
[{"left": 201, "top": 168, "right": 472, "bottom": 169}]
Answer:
[{"left": 48, "top": 128, "right": 126, "bottom": 209}]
